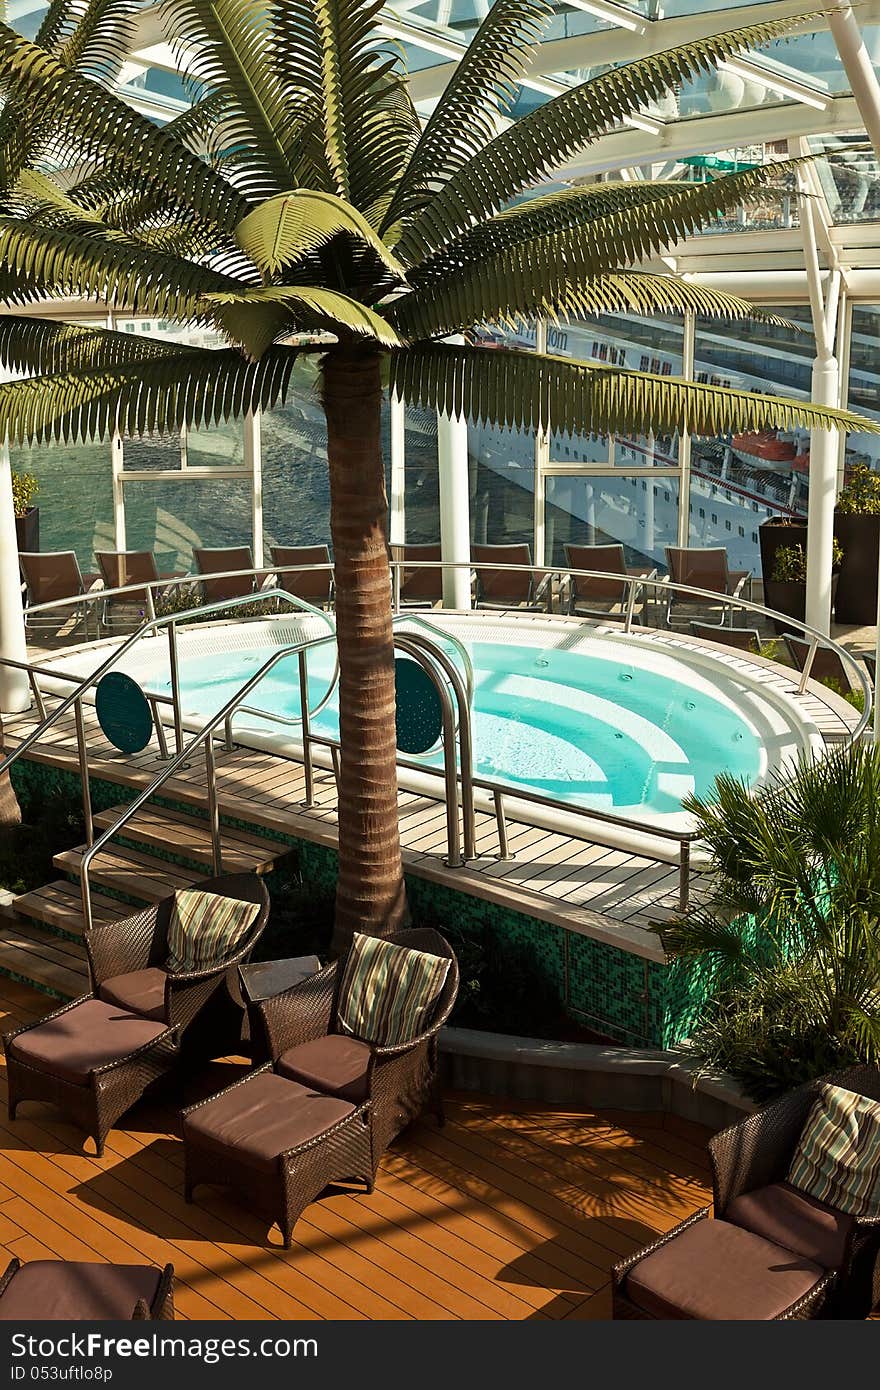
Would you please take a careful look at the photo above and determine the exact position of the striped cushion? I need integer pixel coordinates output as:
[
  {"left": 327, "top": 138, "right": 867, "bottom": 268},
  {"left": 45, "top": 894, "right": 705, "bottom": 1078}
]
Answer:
[
  {"left": 166, "top": 888, "right": 260, "bottom": 974},
  {"left": 337, "top": 933, "right": 450, "bottom": 1047},
  {"left": 788, "top": 1083, "right": 880, "bottom": 1218}
]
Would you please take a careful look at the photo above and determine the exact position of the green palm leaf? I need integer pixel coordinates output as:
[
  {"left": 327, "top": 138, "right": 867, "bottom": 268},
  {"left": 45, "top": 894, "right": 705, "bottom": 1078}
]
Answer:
[
  {"left": 396, "top": 14, "right": 813, "bottom": 262},
  {"left": 204, "top": 285, "right": 400, "bottom": 356},
  {"left": 0, "top": 314, "right": 197, "bottom": 375},
  {"left": 0, "top": 23, "right": 248, "bottom": 233},
  {"left": 234, "top": 188, "right": 406, "bottom": 286},
  {"left": 0, "top": 343, "right": 305, "bottom": 444},
  {"left": 391, "top": 341, "right": 880, "bottom": 441},
  {"left": 382, "top": 0, "right": 553, "bottom": 233}
]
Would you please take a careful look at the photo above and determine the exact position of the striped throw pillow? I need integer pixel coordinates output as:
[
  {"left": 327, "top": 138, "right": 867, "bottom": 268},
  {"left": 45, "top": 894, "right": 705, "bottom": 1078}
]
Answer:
[
  {"left": 788, "top": 1083, "right": 880, "bottom": 1218},
  {"left": 337, "top": 933, "right": 450, "bottom": 1047},
  {"left": 166, "top": 888, "right": 260, "bottom": 974}
]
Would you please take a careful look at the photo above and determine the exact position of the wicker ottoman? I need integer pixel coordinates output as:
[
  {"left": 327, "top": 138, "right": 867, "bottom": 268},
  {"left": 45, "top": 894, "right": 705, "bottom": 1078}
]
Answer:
[
  {"left": 182, "top": 1066, "right": 374, "bottom": 1247},
  {"left": 613, "top": 1209, "right": 836, "bottom": 1320},
  {"left": 0, "top": 1258, "right": 174, "bottom": 1320},
  {"left": 4, "top": 998, "right": 176, "bottom": 1157}
]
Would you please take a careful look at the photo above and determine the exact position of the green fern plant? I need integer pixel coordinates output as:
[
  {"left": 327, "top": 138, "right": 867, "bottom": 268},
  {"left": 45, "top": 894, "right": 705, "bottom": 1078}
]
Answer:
[{"left": 0, "top": 0, "right": 877, "bottom": 944}]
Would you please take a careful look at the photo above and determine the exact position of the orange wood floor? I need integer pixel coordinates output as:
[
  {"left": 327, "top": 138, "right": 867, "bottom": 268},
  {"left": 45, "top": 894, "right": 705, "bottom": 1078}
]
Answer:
[{"left": 0, "top": 978, "right": 713, "bottom": 1320}]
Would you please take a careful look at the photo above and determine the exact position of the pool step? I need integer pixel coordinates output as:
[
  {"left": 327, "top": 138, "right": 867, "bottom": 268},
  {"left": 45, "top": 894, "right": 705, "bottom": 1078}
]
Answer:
[
  {"left": 53, "top": 843, "right": 210, "bottom": 904},
  {"left": 13, "top": 881, "right": 126, "bottom": 939},
  {"left": 0, "top": 919, "right": 88, "bottom": 999},
  {"left": 93, "top": 804, "right": 282, "bottom": 875}
]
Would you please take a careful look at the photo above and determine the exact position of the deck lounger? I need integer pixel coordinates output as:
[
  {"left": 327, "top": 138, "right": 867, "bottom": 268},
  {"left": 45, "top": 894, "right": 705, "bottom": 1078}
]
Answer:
[
  {"left": 269, "top": 544, "right": 333, "bottom": 607},
  {"left": 564, "top": 543, "right": 656, "bottom": 623},
  {"left": 96, "top": 550, "right": 186, "bottom": 616},
  {"left": 472, "top": 543, "right": 553, "bottom": 611},
  {"left": 19, "top": 550, "right": 102, "bottom": 637},
  {"left": 664, "top": 546, "right": 751, "bottom": 628},
  {"left": 193, "top": 546, "right": 260, "bottom": 604},
  {"left": 396, "top": 543, "right": 444, "bottom": 606},
  {"left": 784, "top": 634, "right": 857, "bottom": 694},
  {"left": 690, "top": 622, "right": 763, "bottom": 653}
]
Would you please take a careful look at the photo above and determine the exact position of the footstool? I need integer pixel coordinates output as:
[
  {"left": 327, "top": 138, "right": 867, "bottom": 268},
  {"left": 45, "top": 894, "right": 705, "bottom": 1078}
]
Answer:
[
  {"left": 4, "top": 998, "right": 176, "bottom": 1156},
  {"left": 182, "top": 1065, "right": 374, "bottom": 1247},
  {"left": 613, "top": 1209, "right": 835, "bottom": 1320},
  {"left": 0, "top": 1258, "right": 174, "bottom": 1320}
]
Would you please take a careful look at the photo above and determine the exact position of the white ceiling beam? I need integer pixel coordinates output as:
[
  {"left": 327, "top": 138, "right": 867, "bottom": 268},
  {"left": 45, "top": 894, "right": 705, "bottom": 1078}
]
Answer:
[{"left": 827, "top": 0, "right": 880, "bottom": 161}]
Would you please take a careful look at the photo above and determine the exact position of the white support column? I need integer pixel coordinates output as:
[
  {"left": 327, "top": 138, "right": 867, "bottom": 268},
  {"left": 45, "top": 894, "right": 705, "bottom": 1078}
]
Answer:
[
  {"left": 389, "top": 391, "right": 406, "bottom": 547},
  {"left": 245, "top": 409, "right": 264, "bottom": 568},
  {"left": 437, "top": 405, "right": 471, "bottom": 610},
  {"left": 677, "top": 311, "right": 695, "bottom": 548},
  {"left": 0, "top": 443, "right": 30, "bottom": 714},
  {"left": 828, "top": 2, "right": 880, "bottom": 161},
  {"left": 533, "top": 320, "right": 549, "bottom": 566},
  {"left": 111, "top": 432, "right": 126, "bottom": 551}
]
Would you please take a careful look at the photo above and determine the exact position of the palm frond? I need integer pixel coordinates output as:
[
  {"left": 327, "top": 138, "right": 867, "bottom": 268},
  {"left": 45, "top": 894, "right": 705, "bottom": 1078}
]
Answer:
[
  {"left": 382, "top": 0, "right": 553, "bottom": 233},
  {"left": 53, "top": 0, "right": 139, "bottom": 85},
  {"left": 234, "top": 188, "right": 406, "bottom": 286},
  {"left": 391, "top": 341, "right": 880, "bottom": 440},
  {"left": 0, "top": 313, "right": 197, "bottom": 375},
  {"left": 0, "top": 343, "right": 305, "bottom": 444},
  {"left": 0, "top": 218, "right": 238, "bottom": 318},
  {"left": 205, "top": 286, "right": 400, "bottom": 355},
  {"left": 396, "top": 14, "right": 813, "bottom": 262},
  {"left": 0, "top": 23, "right": 248, "bottom": 234}
]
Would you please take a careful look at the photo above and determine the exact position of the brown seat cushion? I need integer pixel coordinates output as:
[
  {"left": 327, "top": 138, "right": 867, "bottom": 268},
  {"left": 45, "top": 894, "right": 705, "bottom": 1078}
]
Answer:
[
  {"left": 277, "top": 1035, "right": 372, "bottom": 1103},
  {"left": 99, "top": 969, "right": 168, "bottom": 1023},
  {"left": 625, "top": 1217, "right": 825, "bottom": 1320},
  {"left": 726, "top": 1181, "right": 855, "bottom": 1271},
  {"left": 9, "top": 1000, "right": 169, "bottom": 1086},
  {"left": 183, "top": 1071, "right": 354, "bottom": 1172},
  {"left": 0, "top": 1261, "right": 160, "bottom": 1320}
]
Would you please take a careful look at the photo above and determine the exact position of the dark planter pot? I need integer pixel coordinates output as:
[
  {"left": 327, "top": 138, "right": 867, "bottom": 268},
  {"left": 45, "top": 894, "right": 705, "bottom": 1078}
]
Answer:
[
  {"left": 14, "top": 507, "right": 39, "bottom": 553},
  {"left": 833, "top": 512, "right": 880, "bottom": 626},
  {"left": 758, "top": 516, "right": 808, "bottom": 593},
  {"left": 764, "top": 573, "right": 839, "bottom": 637}
]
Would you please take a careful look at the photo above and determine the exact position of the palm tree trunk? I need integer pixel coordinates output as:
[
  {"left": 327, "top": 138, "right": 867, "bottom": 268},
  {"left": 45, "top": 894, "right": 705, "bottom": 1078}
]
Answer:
[{"left": 322, "top": 347, "right": 406, "bottom": 952}]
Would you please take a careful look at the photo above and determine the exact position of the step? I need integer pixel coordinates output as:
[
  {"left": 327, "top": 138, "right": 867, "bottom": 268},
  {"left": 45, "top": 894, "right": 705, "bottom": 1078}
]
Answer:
[
  {"left": 93, "top": 805, "right": 283, "bottom": 875},
  {"left": 0, "top": 919, "right": 88, "bottom": 999},
  {"left": 13, "top": 881, "right": 125, "bottom": 939},
  {"left": 53, "top": 843, "right": 209, "bottom": 904}
]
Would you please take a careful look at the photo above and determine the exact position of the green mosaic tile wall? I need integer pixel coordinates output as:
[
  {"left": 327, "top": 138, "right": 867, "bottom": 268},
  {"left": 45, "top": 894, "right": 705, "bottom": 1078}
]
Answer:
[{"left": 13, "top": 757, "right": 712, "bottom": 1047}]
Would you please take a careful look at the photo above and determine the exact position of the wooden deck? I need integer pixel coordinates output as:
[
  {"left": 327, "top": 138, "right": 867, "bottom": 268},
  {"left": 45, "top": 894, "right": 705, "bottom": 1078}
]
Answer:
[{"left": 0, "top": 979, "right": 713, "bottom": 1320}]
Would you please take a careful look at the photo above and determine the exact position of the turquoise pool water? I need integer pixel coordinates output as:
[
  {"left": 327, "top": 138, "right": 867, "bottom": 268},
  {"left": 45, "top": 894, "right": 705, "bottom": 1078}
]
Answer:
[{"left": 161, "top": 639, "right": 762, "bottom": 817}]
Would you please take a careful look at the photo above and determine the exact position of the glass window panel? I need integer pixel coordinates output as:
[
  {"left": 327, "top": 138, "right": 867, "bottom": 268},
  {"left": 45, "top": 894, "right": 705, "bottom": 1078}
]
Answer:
[
  {"left": 124, "top": 478, "right": 255, "bottom": 574},
  {"left": 471, "top": 422, "right": 535, "bottom": 549},
  {"left": 9, "top": 440, "right": 114, "bottom": 572},
  {"left": 545, "top": 474, "right": 679, "bottom": 570},
  {"left": 811, "top": 134, "right": 880, "bottom": 225},
  {"left": 845, "top": 304, "right": 880, "bottom": 477},
  {"left": 403, "top": 405, "right": 441, "bottom": 544}
]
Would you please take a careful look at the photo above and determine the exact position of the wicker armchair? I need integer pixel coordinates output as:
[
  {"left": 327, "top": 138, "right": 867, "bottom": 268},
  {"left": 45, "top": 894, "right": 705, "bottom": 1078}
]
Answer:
[
  {"left": 613, "top": 1065, "right": 880, "bottom": 1320},
  {"left": 255, "top": 927, "right": 460, "bottom": 1159},
  {"left": 0, "top": 1258, "right": 174, "bottom": 1320},
  {"left": 4, "top": 874, "right": 269, "bottom": 1156},
  {"left": 709, "top": 1065, "right": 880, "bottom": 1318}
]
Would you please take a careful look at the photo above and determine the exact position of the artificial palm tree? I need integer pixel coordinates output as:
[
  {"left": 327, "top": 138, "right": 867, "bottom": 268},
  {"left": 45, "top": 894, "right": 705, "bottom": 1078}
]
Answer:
[
  {"left": 659, "top": 743, "right": 880, "bottom": 1098},
  {"left": 0, "top": 0, "right": 876, "bottom": 946}
]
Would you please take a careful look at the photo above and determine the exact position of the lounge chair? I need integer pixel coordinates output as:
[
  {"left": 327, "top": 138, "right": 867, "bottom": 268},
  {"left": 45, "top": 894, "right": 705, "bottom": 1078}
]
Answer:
[
  {"left": 663, "top": 546, "right": 751, "bottom": 628},
  {"left": 269, "top": 544, "right": 333, "bottom": 607},
  {"left": 690, "top": 622, "right": 763, "bottom": 654},
  {"left": 0, "top": 1258, "right": 174, "bottom": 1320},
  {"left": 19, "top": 550, "right": 102, "bottom": 638},
  {"left": 613, "top": 1066, "right": 880, "bottom": 1319},
  {"left": 193, "top": 546, "right": 261, "bottom": 604},
  {"left": 563, "top": 543, "right": 656, "bottom": 622},
  {"left": 4, "top": 874, "right": 269, "bottom": 1156},
  {"left": 95, "top": 550, "right": 186, "bottom": 618},
  {"left": 472, "top": 543, "right": 553, "bottom": 611},
  {"left": 395, "top": 543, "right": 444, "bottom": 607},
  {"left": 182, "top": 928, "right": 459, "bottom": 1247},
  {"left": 784, "top": 634, "right": 858, "bottom": 695}
]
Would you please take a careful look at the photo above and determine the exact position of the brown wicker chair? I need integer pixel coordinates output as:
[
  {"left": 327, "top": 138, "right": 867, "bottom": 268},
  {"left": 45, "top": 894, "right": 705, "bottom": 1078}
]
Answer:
[
  {"left": 181, "top": 928, "right": 459, "bottom": 1247},
  {"left": 564, "top": 543, "right": 656, "bottom": 622},
  {"left": 269, "top": 544, "right": 333, "bottom": 607},
  {"left": 4, "top": 874, "right": 269, "bottom": 1156},
  {"left": 19, "top": 550, "right": 102, "bottom": 637},
  {"left": 472, "top": 543, "right": 553, "bottom": 611},
  {"left": 193, "top": 546, "right": 259, "bottom": 604},
  {"left": 395, "top": 543, "right": 444, "bottom": 607},
  {"left": 0, "top": 1257, "right": 174, "bottom": 1320},
  {"left": 613, "top": 1066, "right": 880, "bottom": 1320},
  {"left": 663, "top": 546, "right": 751, "bottom": 628},
  {"left": 95, "top": 550, "right": 186, "bottom": 615}
]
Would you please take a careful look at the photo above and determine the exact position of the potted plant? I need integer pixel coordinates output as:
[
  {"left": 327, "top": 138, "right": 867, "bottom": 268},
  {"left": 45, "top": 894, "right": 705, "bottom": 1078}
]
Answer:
[
  {"left": 763, "top": 539, "right": 842, "bottom": 635},
  {"left": 834, "top": 463, "right": 880, "bottom": 625},
  {"left": 11, "top": 469, "right": 39, "bottom": 552},
  {"left": 758, "top": 514, "right": 808, "bottom": 598}
]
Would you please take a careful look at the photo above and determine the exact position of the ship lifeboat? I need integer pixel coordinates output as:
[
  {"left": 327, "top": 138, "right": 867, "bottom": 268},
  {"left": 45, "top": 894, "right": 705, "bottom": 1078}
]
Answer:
[
  {"left": 732, "top": 431, "right": 797, "bottom": 462},
  {"left": 792, "top": 452, "right": 810, "bottom": 474}
]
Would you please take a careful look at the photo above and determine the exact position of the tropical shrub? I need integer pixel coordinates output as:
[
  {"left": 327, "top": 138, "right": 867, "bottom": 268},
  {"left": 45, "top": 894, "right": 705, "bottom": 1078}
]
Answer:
[
  {"left": 836, "top": 462, "right": 880, "bottom": 515},
  {"left": 658, "top": 742, "right": 880, "bottom": 1098},
  {"left": 10, "top": 468, "right": 38, "bottom": 517}
]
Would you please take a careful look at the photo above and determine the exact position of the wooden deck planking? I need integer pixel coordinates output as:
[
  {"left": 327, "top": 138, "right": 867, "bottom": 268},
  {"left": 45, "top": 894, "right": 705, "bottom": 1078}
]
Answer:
[{"left": 0, "top": 980, "right": 714, "bottom": 1320}]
